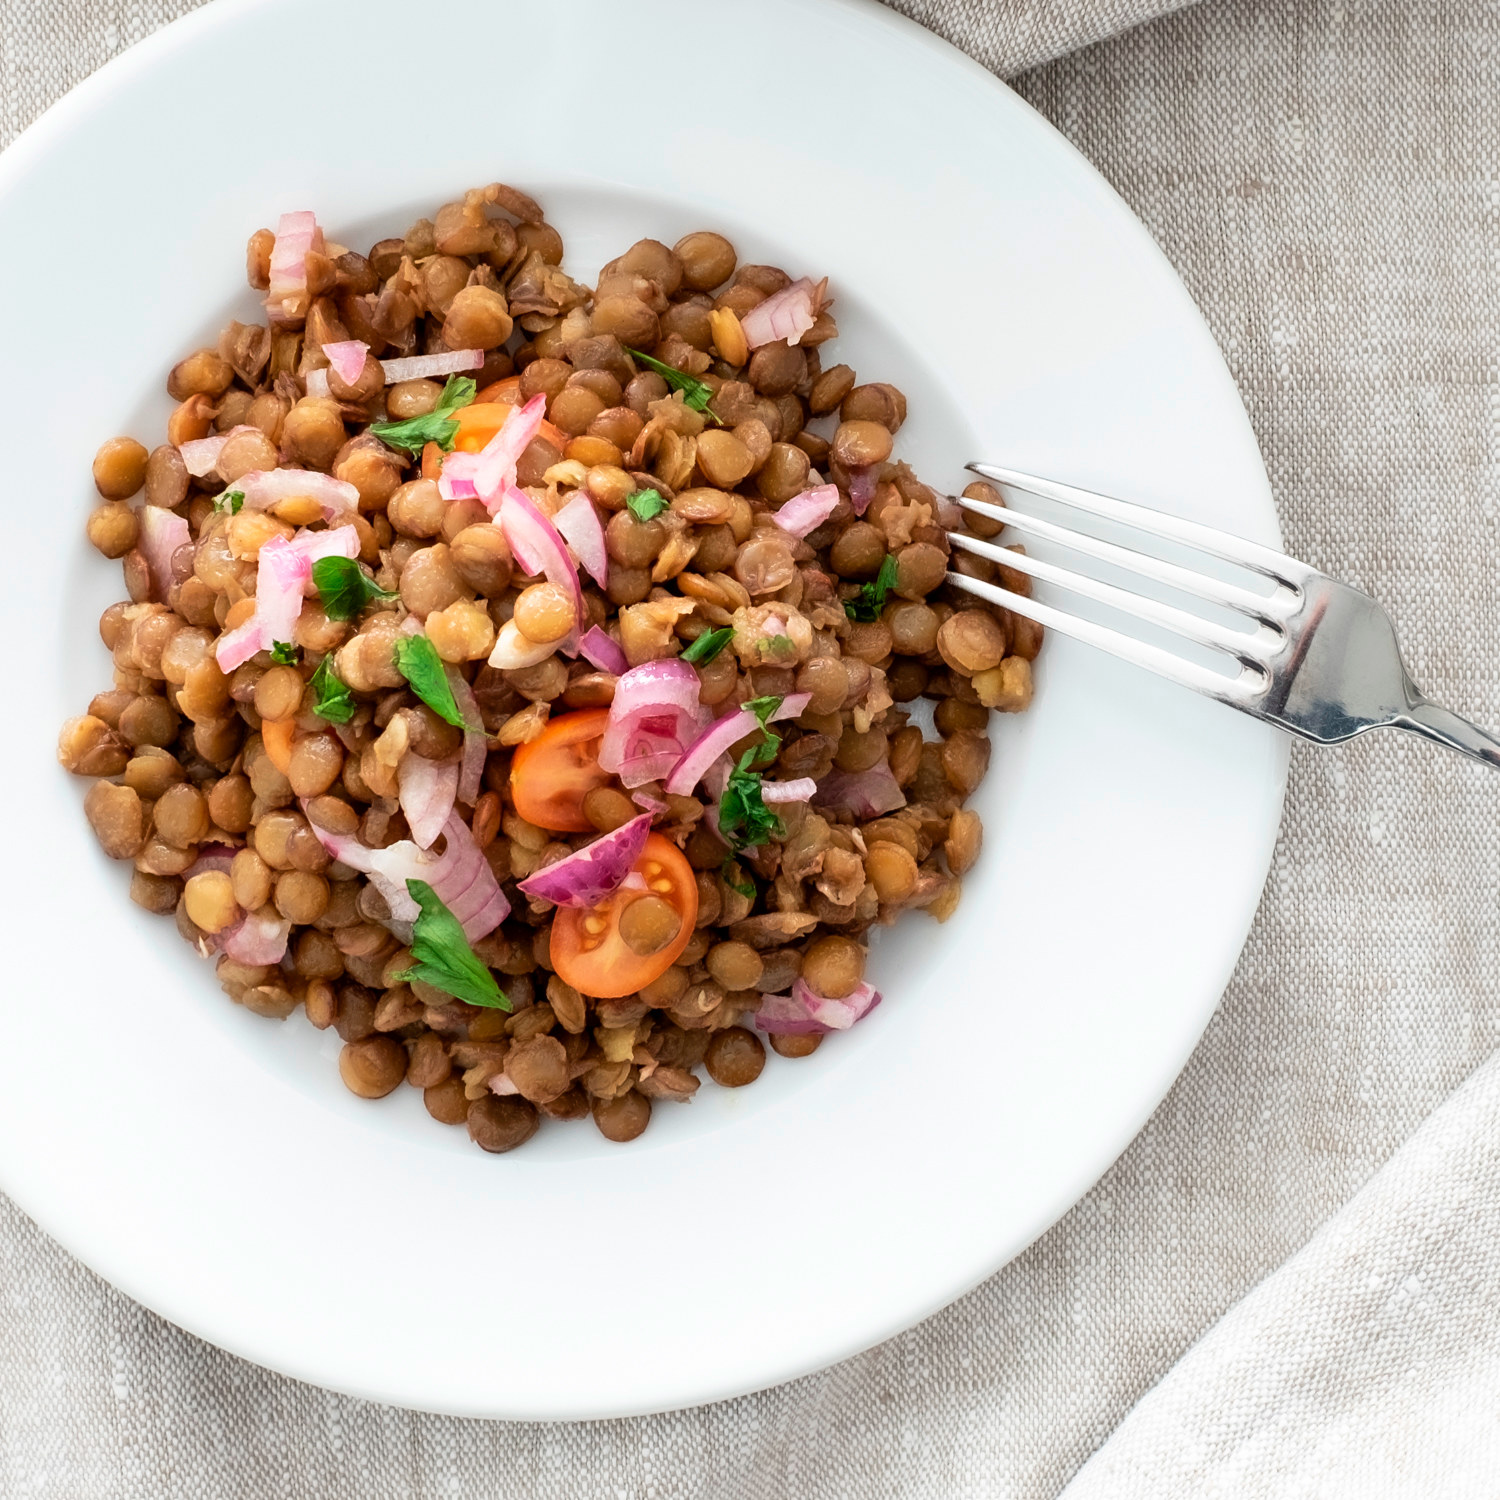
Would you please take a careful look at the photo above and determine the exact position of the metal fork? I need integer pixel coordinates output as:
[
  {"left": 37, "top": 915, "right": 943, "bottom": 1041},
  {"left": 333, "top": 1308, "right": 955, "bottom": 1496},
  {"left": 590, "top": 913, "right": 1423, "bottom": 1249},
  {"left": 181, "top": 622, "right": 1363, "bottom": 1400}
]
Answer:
[{"left": 945, "top": 463, "right": 1500, "bottom": 770}]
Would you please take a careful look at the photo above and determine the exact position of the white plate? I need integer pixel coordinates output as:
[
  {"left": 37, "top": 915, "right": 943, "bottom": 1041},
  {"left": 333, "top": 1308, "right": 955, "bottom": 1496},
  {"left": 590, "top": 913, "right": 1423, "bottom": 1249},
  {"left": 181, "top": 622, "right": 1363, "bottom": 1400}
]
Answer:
[{"left": 0, "top": 0, "right": 1286, "bottom": 1418}]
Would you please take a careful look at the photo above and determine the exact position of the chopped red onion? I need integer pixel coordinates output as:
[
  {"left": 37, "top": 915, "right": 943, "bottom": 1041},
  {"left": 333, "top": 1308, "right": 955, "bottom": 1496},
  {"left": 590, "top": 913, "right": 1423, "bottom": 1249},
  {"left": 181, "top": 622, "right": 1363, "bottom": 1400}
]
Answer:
[
  {"left": 304, "top": 368, "right": 330, "bottom": 399},
  {"left": 474, "top": 395, "right": 547, "bottom": 506},
  {"left": 760, "top": 778, "right": 818, "bottom": 804},
  {"left": 265, "top": 210, "right": 318, "bottom": 323},
  {"left": 579, "top": 625, "right": 627, "bottom": 675},
  {"left": 600, "top": 660, "right": 708, "bottom": 788},
  {"left": 848, "top": 464, "right": 880, "bottom": 517},
  {"left": 322, "top": 340, "right": 369, "bottom": 387},
  {"left": 516, "top": 814, "right": 652, "bottom": 908},
  {"left": 398, "top": 753, "right": 460, "bottom": 850},
  {"left": 221, "top": 908, "right": 294, "bottom": 966},
  {"left": 307, "top": 808, "right": 508, "bottom": 941},
  {"left": 237, "top": 468, "right": 360, "bottom": 524},
  {"left": 772, "top": 483, "right": 840, "bottom": 538},
  {"left": 554, "top": 492, "right": 609, "bottom": 588},
  {"left": 753, "top": 977, "right": 882, "bottom": 1036},
  {"left": 184, "top": 844, "right": 238, "bottom": 879},
  {"left": 178, "top": 434, "right": 229, "bottom": 478},
  {"left": 446, "top": 669, "right": 487, "bottom": 805},
  {"left": 379, "top": 349, "right": 484, "bottom": 384},
  {"left": 740, "top": 276, "right": 819, "bottom": 349},
  {"left": 663, "top": 692, "right": 811, "bottom": 798},
  {"left": 215, "top": 525, "right": 359, "bottom": 672},
  {"left": 631, "top": 789, "right": 670, "bottom": 818},
  {"left": 498, "top": 482, "right": 583, "bottom": 627},
  {"left": 138, "top": 505, "right": 190, "bottom": 604},
  {"left": 437, "top": 450, "right": 481, "bottom": 502},
  {"left": 813, "top": 764, "right": 907, "bottom": 818}
]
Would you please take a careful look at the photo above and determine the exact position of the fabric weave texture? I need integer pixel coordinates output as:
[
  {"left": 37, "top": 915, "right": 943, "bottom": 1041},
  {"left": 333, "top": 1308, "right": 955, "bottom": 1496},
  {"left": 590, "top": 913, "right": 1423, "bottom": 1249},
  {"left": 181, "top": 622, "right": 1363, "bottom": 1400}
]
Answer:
[{"left": 3, "top": 0, "right": 1498, "bottom": 1494}]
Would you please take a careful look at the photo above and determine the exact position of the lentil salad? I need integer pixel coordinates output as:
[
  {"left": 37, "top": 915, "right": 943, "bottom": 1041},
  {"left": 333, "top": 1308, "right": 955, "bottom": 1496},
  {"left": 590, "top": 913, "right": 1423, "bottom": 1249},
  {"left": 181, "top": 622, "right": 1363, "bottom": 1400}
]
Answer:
[{"left": 59, "top": 183, "right": 1039, "bottom": 1153}]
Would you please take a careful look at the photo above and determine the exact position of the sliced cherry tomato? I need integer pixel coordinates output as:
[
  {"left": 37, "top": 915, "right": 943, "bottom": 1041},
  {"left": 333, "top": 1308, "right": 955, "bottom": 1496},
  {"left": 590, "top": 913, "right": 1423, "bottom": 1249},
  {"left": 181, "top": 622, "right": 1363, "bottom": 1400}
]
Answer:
[
  {"left": 451, "top": 394, "right": 568, "bottom": 455},
  {"left": 550, "top": 834, "right": 698, "bottom": 998},
  {"left": 509, "top": 708, "right": 614, "bottom": 833}
]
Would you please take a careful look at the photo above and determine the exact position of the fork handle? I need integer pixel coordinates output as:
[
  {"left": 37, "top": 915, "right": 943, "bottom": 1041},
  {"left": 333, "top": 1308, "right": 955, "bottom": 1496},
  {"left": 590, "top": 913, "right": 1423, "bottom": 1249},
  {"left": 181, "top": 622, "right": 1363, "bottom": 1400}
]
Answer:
[{"left": 1397, "top": 701, "right": 1500, "bottom": 771}]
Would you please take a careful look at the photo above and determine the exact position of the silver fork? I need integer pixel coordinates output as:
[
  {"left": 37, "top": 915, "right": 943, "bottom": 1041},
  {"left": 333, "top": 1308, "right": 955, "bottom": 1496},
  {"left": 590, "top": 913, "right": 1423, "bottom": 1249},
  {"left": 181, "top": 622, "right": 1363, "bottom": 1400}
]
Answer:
[{"left": 946, "top": 462, "right": 1500, "bottom": 770}]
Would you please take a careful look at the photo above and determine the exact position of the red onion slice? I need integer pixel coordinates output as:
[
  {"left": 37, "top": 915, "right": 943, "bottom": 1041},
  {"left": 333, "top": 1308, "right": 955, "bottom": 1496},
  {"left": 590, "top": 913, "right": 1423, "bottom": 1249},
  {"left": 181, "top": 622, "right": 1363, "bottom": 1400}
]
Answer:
[
  {"left": 553, "top": 492, "right": 609, "bottom": 588},
  {"left": 138, "top": 505, "right": 190, "bottom": 604},
  {"left": 760, "top": 778, "right": 817, "bottom": 804},
  {"left": 221, "top": 908, "right": 294, "bottom": 966},
  {"left": 772, "top": 483, "right": 840, "bottom": 538},
  {"left": 847, "top": 464, "right": 880, "bottom": 517},
  {"left": 663, "top": 692, "right": 811, "bottom": 798},
  {"left": 474, "top": 395, "right": 547, "bottom": 506},
  {"left": 446, "top": 669, "right": 488, "bottom": 805},
  {"left": 265, "top": 210, "right": 318, "bottom": 322},
  {"left": 516, "top": 814, "right": 652, "bottom": 908},
  {"left": 600, "top": 660, "right": 707, "bottom": 788},
  {"left": 322, "top": 340, "right": 369, "bottom": 387},
  {"left": 753, "top": 978, "right": 882, "bottom": 1036},
  {"left": 215, "top": 525, "right": 359, "bottom": 672},
  {"left": 307, "top": 808, "right": 508, "bottom": 941},
  {"left": 436, "top": 450, "right": 481, "bottom": 502},
  {"left": 178, "top": 434, "right": 229, "bottom": 478},
  {"left": 305, "top": 368, "right": 331, "bottom": 399},
  {"left": 631, "top": 789, "right": 670, "bottom": 817},
  {"left": 237, "top": 468, "right": 360, "bottom": 524},
  {"left": 740, "top": 277, "right": 819, "bottom": 349},
  {"left": 813, "top": 764, "right": 907, "bottom": 818},
  {"left": 498, "top": 482, "right": 583, "bottom": 627},
  {"left": 579, "top": 626, "right": 627, "bottom": 675},
  {"left": 379, "top": 349, "right": 485, "bottom": 384},
  {"left": 398, "top": 753, "right": 460, "bottom": 850}
]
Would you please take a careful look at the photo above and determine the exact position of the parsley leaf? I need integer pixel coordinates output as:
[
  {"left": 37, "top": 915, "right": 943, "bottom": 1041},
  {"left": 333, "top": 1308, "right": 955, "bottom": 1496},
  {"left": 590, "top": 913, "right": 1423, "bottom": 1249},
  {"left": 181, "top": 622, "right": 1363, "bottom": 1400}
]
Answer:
[
  {"left": 369, "top": 375, "right": 478, "bottom": 456},
  {"left": 626, "top": 487, "right": 669, "bottom": 523},
  {"left": 398, "top": 879, "right": 510, "bottom": 1010},
  {"left": 681, "top": 626, "right": 733, "bottom": 665},
  {"left": 721, "top": 858, "right": 756, "bottom": 899},
  {"left": 719, "top": 746, "right": 784, "bottom": 853},
  {"left": 269, "top": 640, "right": 299, "bottom": 665},
  {"left": 309, "top": 654, "right": 355, "bottom": 724},
  {"left": 754, "top": 633, "right": 795, "bottom": 662},
  {"left": 844, "top": 555, "right": 900, "bottom": 623},
  {"left": 312, "top": 556, "right": 397, "bottom": 623},
  {"left": 741, "top": 694, "right": 785, "bottom": 766},
  {"left": 393, "top": 633, "right": 466, "bottom": 727},
  {"left": 742, "top": 694, "right": 785, "bottom": 727},
  {"left": 625, "top": 348, "right": 724, "bottom": 423},
  {"left": 214, "top": 488, "right": 245, "bottom": 515}
]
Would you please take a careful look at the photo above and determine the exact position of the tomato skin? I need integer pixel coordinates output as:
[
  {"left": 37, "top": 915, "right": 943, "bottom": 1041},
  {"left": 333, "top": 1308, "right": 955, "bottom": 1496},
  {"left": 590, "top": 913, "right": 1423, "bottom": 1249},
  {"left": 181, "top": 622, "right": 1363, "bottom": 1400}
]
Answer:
[
  {"left": 509, "top": 708, "right": 614, "bottom": 833},
  {"left": 550, "top": 835, "right": 698, "bottom": 998}
]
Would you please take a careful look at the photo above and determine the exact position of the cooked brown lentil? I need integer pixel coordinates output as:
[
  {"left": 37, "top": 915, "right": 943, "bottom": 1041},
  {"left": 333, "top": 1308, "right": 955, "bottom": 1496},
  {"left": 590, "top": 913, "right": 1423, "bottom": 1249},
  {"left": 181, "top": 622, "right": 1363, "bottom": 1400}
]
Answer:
[{"left": 62, "top": 183, "right": 1037, "bottom": 1155}]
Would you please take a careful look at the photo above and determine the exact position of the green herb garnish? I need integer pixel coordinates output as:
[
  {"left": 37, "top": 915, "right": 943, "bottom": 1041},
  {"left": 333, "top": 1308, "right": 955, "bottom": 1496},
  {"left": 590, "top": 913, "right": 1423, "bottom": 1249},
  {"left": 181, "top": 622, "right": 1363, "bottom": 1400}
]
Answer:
[
  {"left": 741, "top": 693, "right": 785, "bottom": 766},
  {"left": 755, "top": 633, "right": 795, "bottom": 661},
  {"left": 214, "top": 488, "right": 245, "bottom": 515},
  {"left": 844, "top": 554, "right": 899, "bottom": 623},
  {"left": 309, "top": 654, "right": 355, "bottom": 724},
  {"left": 625, "top": 348, "right": 723, "bottom": 423},
  {"left": 719, "top": 746, "right": 784, "bottom": 853},
  {"left": 269, "top": 640, "right": 299, "bottom": 665},
  {"left": 626, "top": 487, "right": 669, "bottom": 523},
  {"left": 368, "top": 375, "right": 478, "bottom": 456},
  {"left": 312, "top": 556, "right": 398, "bottom": 623},
  {"left": 681, "top": 626, "right": 733, "bottom": 665},
  {"left": 721, "top": 858, "right": 756, "bottom": 899},
  {"left": 393, "top": 633, "right": 465, "bottom": 727},
  {"left": 398, "top": 879, "right": 510, "bottom": 1010}
]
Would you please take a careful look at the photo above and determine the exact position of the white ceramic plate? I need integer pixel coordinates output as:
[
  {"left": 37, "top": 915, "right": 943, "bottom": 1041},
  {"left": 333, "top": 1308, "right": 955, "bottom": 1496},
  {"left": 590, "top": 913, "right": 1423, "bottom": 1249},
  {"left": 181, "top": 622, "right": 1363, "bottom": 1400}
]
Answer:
[{"left": 0, "top": 0, "right": 1286, "bottom": 1418}]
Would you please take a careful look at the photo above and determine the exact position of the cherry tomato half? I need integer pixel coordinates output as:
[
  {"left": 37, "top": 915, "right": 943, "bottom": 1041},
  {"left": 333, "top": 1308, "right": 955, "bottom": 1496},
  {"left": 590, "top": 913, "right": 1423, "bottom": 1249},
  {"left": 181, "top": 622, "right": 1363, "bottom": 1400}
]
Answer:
[
  {"left": 451, "top": 393, "right": 568, "bottom": 456},
  {"left": 509, "top": 708, "right": 614, "bottom": 833},
  {"left": 550, "top": 834, "right": 698, "bottom": 998}
]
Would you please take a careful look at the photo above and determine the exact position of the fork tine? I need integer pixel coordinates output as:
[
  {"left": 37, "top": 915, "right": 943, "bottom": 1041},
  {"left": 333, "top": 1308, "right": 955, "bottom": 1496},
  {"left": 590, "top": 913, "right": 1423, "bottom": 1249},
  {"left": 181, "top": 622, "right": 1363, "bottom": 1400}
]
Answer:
[
  {"left": 966, "top": 462, "right": 1312, "bottom": 588},
  {"left": 947, "top": 571, "right": 1266, "bottom": 705},
  {"left": 948, "top": 533, "right": 1276, "bottom": 661},
  {"left": 954, "top": 496, "right": 1296, "bottom": 624}
]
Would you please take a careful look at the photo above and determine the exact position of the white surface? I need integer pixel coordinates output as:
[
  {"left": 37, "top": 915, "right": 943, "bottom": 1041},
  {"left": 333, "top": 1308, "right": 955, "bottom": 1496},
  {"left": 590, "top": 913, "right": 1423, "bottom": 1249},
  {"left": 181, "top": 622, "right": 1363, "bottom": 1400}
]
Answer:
[{"left": 0, "top": 0, "right": 1286, "bottom": 1418}]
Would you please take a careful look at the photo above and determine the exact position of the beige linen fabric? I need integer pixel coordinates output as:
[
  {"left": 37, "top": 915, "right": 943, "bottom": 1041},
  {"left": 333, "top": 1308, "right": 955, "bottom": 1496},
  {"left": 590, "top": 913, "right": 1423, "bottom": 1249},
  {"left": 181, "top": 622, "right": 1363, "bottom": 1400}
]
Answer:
[{"left": 5, "top": 0, "right": 1500, "bottom": 1494}]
